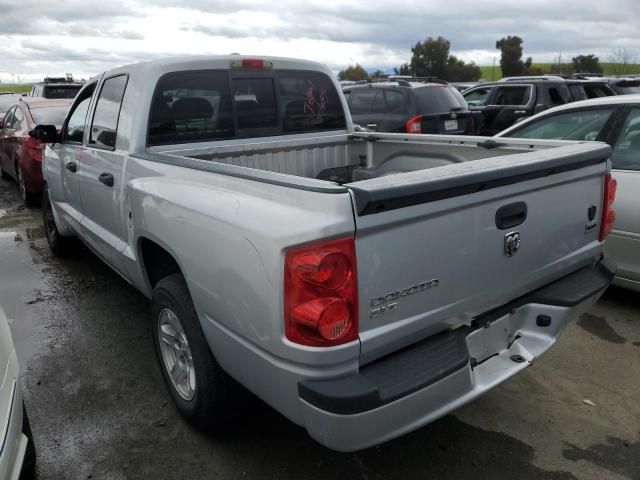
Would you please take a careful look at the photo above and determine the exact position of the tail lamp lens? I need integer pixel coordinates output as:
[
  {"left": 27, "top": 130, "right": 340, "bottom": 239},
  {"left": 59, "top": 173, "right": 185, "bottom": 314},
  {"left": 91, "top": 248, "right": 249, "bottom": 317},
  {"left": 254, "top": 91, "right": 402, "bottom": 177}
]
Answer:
[
  {"left": 405, "top": 114, "right": 423, "bottom": 134},
  {"left": 284, "top": 237, "right": 358, "bottom": 347},
  {"left": 599, "top": 173, "right": 617, "bottom": 242}
]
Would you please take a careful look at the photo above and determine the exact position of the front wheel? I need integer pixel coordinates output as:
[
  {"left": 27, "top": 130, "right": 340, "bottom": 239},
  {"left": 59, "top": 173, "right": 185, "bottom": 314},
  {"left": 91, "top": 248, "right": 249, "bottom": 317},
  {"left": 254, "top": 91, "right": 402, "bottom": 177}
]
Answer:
[
  {"left": 42, "top": 188, "right": 76, "bottom": 257},
  {"left": 152, "top": 273, "right": 232, "bottom": 430}
]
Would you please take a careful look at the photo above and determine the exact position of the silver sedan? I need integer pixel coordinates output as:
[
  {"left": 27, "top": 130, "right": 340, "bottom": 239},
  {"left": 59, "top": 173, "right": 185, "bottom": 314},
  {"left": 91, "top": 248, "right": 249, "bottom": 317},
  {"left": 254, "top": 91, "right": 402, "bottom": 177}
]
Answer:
[
  {"left": 0, "top": 306, "right": 35, "bottom": 479},
  {"left": 496, "top": 95, "right": 640, "bottom": 291}
]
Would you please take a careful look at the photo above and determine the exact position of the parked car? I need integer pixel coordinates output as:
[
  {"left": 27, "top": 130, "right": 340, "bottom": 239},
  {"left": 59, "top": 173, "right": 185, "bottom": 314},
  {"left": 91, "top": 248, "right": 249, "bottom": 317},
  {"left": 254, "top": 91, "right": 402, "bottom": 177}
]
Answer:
[
  {"left": 496, "top": 94, "right": 639, "bottom": 291},
  {"left": 462, "top": 76, "right": 616, "bottom": 135},
  {"left": 35, "top": 55, "right": 614, "bottom": 452},
  {"left": 342, "top": 79, "right": 477, "bottom": 134},
  {"left": 0, "top": 306, "right": 36, "bottom": 479},
  {"left": 27, "top": 77, "right": 82, "bottom": 99},
  {"left": 589, "top": 77, "right": 640, "bottom": 95},
  {"left": 0, "top": 98, "right": 72, "bottom": 205}
]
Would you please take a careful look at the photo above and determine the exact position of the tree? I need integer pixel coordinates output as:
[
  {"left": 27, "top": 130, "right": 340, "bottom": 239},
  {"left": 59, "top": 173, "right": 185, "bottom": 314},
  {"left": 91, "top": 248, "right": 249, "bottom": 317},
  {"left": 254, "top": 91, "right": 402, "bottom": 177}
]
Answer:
[
  {"left": 496, "top": 36, "right": 526, "bottom": 76},
  {"left": 571, "top": 54, "right": 602, "bottom": 74},
  {"left": 609, "top": 48, "right": 636, "bottom": 75},
  {"left": 394, "top": 64, "right": 411, "bottom": 75},
  {"left": 400, "top": 36, "right": 481, "bottom": 81},
  {"left": 446, "top": 55, "right": 481, "bottom": 81},
  {"left": 338, "top": 64, "right": 369, "bottom": 81},
  {"left": 370, "top": 69, "right": 385, "bottom": 80},
  {"left": 409, "top": 36, "right": 450, "bottom": 77}
]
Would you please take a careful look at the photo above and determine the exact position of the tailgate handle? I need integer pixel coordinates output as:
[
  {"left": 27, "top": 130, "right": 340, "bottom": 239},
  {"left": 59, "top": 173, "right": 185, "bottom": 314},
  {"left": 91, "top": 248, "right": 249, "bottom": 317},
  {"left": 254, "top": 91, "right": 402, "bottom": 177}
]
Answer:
[{"left": 496, "top": 202, "right": 527, "bottom": 230}]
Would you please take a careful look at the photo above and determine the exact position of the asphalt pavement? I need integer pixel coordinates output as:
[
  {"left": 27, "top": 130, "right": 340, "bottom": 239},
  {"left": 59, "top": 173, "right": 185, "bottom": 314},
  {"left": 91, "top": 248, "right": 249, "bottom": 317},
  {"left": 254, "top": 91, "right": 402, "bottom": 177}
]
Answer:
[{"left": 0, "top": 177, "right": 638, "bottom": 480}]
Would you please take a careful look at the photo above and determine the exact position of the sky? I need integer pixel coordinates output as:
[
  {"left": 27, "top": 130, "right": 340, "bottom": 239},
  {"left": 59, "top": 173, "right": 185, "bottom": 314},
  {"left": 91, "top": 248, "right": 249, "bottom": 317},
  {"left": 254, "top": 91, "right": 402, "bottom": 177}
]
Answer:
[{"left": 0, "top": 0, "right": 639, "bottom": 83}]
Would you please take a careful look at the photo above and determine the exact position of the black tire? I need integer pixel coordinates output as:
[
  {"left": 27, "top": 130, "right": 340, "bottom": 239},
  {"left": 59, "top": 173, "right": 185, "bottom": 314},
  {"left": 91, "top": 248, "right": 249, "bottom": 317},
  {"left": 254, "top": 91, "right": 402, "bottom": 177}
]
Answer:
[
  {"left": 42, "top": 188, "right": 76, "bottom": 257},
  {"left": 15, "top": 163, "right": 39, "bottom": 208},
  {"left": 152, "top": 273, "right": 232, "bottom": 430},
  {"left": 20, "top": 404, "right": 36, "bottom": 479}
]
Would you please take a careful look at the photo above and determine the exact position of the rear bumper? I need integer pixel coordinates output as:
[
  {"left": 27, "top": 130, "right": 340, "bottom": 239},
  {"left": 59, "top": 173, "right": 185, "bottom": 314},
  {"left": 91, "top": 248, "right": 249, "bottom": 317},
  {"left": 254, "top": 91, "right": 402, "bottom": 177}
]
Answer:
[{"left": 298, "top": 257, "right": 615, "bottom": 451}]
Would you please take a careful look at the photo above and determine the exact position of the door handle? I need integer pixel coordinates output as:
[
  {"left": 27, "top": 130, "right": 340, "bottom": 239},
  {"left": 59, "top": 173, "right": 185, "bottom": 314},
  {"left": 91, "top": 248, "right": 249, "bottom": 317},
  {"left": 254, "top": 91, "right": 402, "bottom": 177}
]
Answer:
[
  {"left": 98, "top": 172, "right": 114, "bottom": 187},
  {"left": 495, "top": 202, "right": 527, "bottom": 230},
  {"left": 366, "top": 123, "right": 378, "bottom": 131},
  {"left": 65, "top": 162, "right": 77, "bottom": 173}
]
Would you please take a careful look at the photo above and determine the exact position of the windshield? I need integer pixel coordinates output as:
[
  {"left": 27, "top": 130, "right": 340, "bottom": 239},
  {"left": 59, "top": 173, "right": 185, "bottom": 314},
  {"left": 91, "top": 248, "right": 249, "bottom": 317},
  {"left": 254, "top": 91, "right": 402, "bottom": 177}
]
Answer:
[
  {"left": 31, "top": 106, "right": 69, "bottom": 127},
  {"left": 613, "top": 80, "right": 640, "bottom": 94},
  {"left": 43, "top": 85, "right": 82, "bottom": 99},
  {"left": 503, "top": 108, "right": 613, "bottom": 141},
  {"left": 414, "top": 86, "right": 468, "bottom": 114}
]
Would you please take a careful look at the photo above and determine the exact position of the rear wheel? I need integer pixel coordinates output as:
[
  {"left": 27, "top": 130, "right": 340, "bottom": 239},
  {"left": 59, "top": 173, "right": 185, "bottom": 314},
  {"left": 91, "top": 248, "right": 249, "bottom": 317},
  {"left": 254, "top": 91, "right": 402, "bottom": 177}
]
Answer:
[
  {"left": 152, "top": 273, "right": 232, "bottom": 430},
  {"left": 15, "top": 162, "right": 39, "bottom": 207},
  {"left": 42, "top": 188, "right": 76, "bottom": 257}
]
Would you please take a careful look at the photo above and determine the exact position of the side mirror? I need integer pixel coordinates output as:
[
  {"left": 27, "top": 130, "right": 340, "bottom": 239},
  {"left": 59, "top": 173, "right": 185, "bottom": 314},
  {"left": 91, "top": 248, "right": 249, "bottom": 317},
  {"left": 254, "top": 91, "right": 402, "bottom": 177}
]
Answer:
[{"left": 29, "top": 124, "right": 60, "bottom": 143}]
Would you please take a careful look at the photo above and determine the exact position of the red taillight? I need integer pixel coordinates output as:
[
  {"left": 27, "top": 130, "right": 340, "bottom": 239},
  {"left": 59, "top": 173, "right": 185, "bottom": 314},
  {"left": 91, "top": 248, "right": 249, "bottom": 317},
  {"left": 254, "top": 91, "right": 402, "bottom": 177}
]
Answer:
[
  {"left": 405, "top": 114, "right": 423, "bottom": 134},
  {"left": 284, "top": 237, "right": 358, "bottom": 347},
  {"left": 599, "top": 173, "right": 617, "bottom": 242},
  {"left": 230, "top": 59, "right": 273, "bottom": 69}
]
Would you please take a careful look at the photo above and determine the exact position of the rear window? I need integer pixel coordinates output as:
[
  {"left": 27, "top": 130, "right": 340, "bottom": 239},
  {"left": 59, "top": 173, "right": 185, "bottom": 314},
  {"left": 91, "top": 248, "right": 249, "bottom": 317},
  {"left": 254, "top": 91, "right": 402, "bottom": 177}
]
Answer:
[
  {"left": 149, "top": 69, "right": 346, "bottom": 146},
  {"left": 30, "top": 106, "right": 69, "bottom": 127},
  {"left": 43, "top": 86, "right": 81, "bottom": 99},
  {"left": 414, "top": 86, "right": 467, "bottom": 114}
]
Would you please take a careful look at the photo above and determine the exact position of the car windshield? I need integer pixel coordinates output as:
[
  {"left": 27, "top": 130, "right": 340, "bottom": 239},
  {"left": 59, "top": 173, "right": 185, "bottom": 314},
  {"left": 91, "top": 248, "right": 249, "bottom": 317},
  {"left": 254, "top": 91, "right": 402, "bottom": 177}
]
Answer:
[
  {"left": 414, "top": 86, "right": 468, "bottom": 114},
  {"left": 503, "top": 108, "right": 613, "bottom": 141},
  {"left": 31, "top": 106, "right": 69, "bottom": 127},
  {"left": 43, "top": 86, "right": 81, "bottom": 99},
  {"left": 613, "top": 80, "right": 640, "bottom": 94}
]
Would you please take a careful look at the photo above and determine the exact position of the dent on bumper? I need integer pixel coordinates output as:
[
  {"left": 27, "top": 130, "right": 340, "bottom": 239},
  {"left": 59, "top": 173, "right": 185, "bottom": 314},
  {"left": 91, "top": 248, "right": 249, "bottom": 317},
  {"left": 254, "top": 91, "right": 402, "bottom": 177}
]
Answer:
[{"left": 299, "top": 259, "right": 614, "bottom": 452}]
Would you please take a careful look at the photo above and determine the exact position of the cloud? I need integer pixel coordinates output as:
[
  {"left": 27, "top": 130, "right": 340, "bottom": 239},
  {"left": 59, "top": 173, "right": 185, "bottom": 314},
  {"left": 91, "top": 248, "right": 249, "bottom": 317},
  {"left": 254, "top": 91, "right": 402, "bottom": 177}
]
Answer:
[{"left": 0, "top": 0, "right": 639, "bottom": 82}]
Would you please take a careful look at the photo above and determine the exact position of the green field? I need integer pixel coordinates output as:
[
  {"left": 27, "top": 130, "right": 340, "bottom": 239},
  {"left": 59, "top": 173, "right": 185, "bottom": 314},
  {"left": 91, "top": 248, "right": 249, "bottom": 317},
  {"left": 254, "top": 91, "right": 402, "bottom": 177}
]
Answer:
[
  {"left": 478, "top": 63, "right": 640, "bottom": 81},
  {"left": 0, "top": 84, "right": 32, "bottom": 94}
]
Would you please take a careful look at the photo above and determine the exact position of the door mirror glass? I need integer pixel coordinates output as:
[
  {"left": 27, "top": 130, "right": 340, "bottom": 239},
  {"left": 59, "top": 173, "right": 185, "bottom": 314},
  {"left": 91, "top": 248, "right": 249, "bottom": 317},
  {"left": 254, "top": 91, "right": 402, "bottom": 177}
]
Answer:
[{"left": 29, "top": 124, "right": 60, "bottom": 143}]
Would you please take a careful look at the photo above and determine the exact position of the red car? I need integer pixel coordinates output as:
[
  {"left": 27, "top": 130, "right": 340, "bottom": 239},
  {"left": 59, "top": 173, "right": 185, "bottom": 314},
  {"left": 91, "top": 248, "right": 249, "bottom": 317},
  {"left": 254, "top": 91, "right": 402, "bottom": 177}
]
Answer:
[{"left": 0, "top": 98, "right": 71, "bottom": 206}]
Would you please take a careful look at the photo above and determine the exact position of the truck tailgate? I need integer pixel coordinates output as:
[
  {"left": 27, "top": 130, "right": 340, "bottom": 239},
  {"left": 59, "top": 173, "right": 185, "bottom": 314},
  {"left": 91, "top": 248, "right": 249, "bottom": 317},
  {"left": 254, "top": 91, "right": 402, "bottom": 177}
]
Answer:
[{"left": 346, "top": 142, "right": 611, "bottom": 363}]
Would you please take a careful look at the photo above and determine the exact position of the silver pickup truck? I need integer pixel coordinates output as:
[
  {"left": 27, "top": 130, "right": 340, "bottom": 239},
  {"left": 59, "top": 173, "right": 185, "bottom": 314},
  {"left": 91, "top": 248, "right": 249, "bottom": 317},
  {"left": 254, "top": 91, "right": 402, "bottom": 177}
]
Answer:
[{"left": 34, "top": 56, "right": 616, "bottom": 452}]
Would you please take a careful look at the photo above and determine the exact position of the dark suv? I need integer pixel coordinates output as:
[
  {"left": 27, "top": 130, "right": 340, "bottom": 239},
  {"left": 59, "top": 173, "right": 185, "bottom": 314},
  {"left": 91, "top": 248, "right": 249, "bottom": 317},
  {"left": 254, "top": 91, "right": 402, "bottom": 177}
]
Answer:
[
  {"left": 342, "top": 79, "right": 476, "bottom": 135},
  {"left": 462, "top": 76, "right": 616, "bottom": 135}
]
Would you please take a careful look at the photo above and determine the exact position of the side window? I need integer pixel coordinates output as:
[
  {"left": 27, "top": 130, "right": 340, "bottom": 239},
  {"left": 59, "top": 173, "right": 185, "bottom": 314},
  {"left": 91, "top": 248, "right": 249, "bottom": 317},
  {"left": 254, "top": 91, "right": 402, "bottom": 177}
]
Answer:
[
  {"left": 64, "top": 83, "right": 97, "bottom": 143},
  {"left": 463, "top": 86, "right": 494, "bottom": 107},
  {"left": 278, "top": 70, "right": 346, "bottom": 133},
  {"left": 349, "top": 89, "right": 377, "bottom": 114},
  {"left": 385, "top": 90, "right": 406, "bottom": 114},
  {"left": 231, "top": 77, "right": 278, "bottom": 130},
  {"left": 90, "top": 75, "right": 128, "bottom": 149},
  {"left": 11, "top": 107, "right": 24, "bottom": 130},
  {"left": 611, "top": 108, "right": 640, "bottom": 171},
  {"left": 3, "top": 107, "right": 16, "bottom": 129},
  {"left": 505, "top": 108, "right": 613, "bottom": 141},
  {"left": 493, "top": 86, "right": 531, "bottom": 106},
  {"left": 548, "top": 88, "right": 568, "bottom": 106}
]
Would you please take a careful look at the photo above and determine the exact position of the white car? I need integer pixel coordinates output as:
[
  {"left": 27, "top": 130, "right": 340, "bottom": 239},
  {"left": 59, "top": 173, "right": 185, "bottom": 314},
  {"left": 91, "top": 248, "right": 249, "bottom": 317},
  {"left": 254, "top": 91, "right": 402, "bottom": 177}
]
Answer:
[
  {"left": 497, "top": 95, "right": 640, "bottom": 292},
  {"left": 0, "top": 306, "right": 35, "bottom": 479}
]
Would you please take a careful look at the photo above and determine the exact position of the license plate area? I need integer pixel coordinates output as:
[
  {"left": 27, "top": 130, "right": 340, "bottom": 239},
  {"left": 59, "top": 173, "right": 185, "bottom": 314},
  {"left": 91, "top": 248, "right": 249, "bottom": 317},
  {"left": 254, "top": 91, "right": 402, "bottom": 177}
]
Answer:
[
  {"left": 444, "top": 119, "right": 459, "bottom": 131},
  {"left": 466, "top": 315, "right": 513, "bottom": 365}
]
